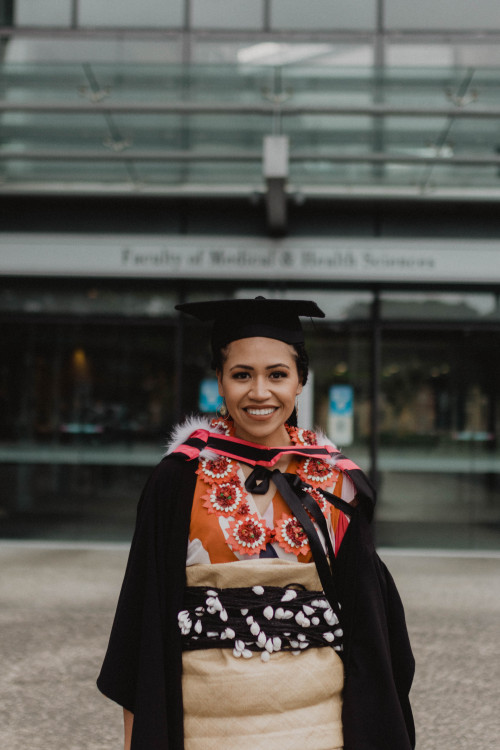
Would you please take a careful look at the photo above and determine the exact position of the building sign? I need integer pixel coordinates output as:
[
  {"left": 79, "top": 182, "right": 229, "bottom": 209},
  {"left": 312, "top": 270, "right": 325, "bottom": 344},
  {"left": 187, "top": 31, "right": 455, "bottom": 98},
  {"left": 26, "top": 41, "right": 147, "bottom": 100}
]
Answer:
[
  {"left": 328, "top": 385, "right": 354, "bottom": 447},
  {"left": 1, "top": 234, "right": 499, "bottom": 284}
]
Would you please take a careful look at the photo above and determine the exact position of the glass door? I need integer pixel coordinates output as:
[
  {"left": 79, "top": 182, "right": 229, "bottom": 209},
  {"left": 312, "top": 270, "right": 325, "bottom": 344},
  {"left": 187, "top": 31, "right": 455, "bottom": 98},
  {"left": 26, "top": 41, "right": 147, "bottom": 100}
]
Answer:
[
  {"left": 0, "top": 317, "right": 177, "bottom": 540},
  {"left": 376, "top": 328, "right": 500, "bottom": 549}
]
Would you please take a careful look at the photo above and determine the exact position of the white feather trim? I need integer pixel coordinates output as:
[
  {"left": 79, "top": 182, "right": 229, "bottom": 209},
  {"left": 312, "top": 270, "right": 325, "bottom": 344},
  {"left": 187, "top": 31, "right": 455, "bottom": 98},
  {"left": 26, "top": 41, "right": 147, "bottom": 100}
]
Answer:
[
  {"left": 164, "top": 415, "right": 227, "bottom": 456},
  {"left": 314, "top": 427, "right": 356, "bottom": 501},
  {"left": 312, "top": 427, "right": 339, "bottom": 467}
]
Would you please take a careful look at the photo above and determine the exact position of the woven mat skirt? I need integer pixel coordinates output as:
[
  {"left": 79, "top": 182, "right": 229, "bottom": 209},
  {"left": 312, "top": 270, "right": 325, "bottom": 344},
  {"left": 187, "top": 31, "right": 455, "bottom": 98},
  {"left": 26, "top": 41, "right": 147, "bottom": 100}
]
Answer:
[{"left": 183, "top": 560, "right": 344, "bottom": 750}]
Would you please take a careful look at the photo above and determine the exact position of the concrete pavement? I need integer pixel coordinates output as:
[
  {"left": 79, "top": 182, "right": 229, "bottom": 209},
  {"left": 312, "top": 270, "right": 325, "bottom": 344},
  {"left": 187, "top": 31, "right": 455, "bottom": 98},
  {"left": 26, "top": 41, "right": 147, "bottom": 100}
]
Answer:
[{"left": 1, "top": 543, "right": 499, "bottom": 750}]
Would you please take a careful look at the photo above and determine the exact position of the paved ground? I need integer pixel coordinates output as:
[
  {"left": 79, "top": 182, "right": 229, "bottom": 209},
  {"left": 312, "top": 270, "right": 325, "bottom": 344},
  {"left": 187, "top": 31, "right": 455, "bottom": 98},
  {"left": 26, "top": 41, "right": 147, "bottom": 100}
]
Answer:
[{"left": 1, "top": 543, "right": 499, "bottom": 750}]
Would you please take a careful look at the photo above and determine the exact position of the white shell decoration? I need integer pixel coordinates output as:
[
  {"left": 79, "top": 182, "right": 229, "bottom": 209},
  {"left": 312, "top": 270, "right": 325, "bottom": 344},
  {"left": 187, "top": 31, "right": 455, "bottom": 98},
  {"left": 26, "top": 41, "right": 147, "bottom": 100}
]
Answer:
[
  {"left": 257, "top": 631, "right": 267, "bottom": 648},
  {"left": 263, "top": 606, "right": 274, "bottom": 620},
  {"left": 250, "top": 621, "right": 261, "bottom": 636}
]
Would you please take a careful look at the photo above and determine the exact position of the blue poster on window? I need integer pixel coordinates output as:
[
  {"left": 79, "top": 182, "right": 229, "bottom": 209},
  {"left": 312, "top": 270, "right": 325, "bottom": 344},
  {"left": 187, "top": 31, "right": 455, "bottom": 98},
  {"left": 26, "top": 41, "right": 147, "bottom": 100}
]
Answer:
[
  {"left": 199, "top": 378, "right": 223, "bottom": 413},
  {"left": 328, "top": 385, "right": 354, "bottom": 446}
]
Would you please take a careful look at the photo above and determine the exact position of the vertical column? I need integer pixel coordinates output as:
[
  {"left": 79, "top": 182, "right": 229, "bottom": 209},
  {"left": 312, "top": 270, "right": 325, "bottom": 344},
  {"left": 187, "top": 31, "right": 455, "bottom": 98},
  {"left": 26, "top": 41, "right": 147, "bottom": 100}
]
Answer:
[
  {"left": 373, "top": 0, "right": 386, "bottom": 181},
  {"left": 369, "top": 291, "right": 381, "bottom": 492},
  {"left": 182, "top": 0, "right": 192, "bottom": 64},
  {"left": 71, "top": 0, "right": 78, "bottom": 27},
  {"left": 174, "top": 289, "right": 186, "bottom": 424},
  {"left": 263, "top": 134, "right": 289, "bottom": 236}
]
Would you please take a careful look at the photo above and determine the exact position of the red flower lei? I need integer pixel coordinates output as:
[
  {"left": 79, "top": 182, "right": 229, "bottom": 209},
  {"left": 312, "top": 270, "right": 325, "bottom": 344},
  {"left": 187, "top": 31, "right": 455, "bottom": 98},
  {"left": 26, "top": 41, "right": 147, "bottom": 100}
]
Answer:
[
  {"left": 304, "top": 486, "right": 331, "bottom": 519},
  {"left": 198, "top": 420, "right": 339, "bottom": 558},
  {"left": 225, "top": 513, "right": 268, "bottom": 555},
  {"left": 197, "top": 455, "right": 239, "bottom": 485},
  {"left": 202, "top": 481, "right": 243, "bottom": 516},
  {"left": 275, "top": 513, "right": 310, "bottom": 555}
]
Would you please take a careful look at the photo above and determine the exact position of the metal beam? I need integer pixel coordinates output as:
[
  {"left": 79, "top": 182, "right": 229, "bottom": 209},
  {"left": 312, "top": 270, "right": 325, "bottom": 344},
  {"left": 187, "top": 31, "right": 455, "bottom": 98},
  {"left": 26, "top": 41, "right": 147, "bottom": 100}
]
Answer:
[
  {"left": 1, "top": 148, "right": 500, "bottom": 167},
  {"left": 2, "top": 26, "right": 500, "bottom": 42},
  {"left": 1, "top": 101, "right": 499, "bottom": 118},
  {"left": 1, "top": 182, "right": 500, "bottom": 202}
]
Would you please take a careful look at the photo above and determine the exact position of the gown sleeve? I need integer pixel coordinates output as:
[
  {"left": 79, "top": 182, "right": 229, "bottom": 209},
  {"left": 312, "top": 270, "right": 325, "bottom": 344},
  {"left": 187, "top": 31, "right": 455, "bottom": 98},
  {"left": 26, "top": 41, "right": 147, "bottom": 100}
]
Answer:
[
  {"left": 97, "top": 456, "right": 197, "bottom": 750},
  {"left": 337, "top": 504, "right": 416, "bottom": 750}
]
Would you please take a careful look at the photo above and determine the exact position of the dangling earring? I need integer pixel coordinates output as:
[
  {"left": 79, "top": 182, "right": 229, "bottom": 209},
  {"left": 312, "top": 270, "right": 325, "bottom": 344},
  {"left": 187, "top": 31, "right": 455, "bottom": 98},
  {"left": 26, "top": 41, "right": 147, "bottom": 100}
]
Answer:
[
  {"left": 217, "top": 399, "right": 229, "bottom": 419},
  {"left": 295, "top": 397, "right": 299, "bottom": 422}
]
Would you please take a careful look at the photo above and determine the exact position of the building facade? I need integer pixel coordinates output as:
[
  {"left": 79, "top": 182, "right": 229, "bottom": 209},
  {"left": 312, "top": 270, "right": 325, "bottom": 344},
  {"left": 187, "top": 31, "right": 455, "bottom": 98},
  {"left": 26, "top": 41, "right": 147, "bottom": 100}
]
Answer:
[{"left": 1, "top": 1, "right": 500, "bottom": 548}]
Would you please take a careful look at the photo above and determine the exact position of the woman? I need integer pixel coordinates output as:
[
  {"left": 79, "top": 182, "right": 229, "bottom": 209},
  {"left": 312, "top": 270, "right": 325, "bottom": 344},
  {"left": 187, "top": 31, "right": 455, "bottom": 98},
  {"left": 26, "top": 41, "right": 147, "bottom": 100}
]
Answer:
[{"left": 97, "top": 297, "right": 415, "bottom": 750}]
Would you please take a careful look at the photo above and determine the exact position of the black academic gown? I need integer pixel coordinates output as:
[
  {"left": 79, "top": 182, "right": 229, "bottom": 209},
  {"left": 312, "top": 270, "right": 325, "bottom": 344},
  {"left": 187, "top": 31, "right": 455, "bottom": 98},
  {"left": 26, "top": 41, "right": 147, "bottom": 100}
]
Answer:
[{"left": 97, "top": 452, "right": 415, "bottom": 750}]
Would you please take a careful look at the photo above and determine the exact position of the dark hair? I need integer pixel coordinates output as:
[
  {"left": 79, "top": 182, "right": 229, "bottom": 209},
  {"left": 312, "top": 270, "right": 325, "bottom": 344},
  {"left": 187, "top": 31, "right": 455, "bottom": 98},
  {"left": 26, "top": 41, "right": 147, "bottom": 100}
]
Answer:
[
  {"left": 293, "top": 342, "right": 309, "bottom": 387},
  {"left": 213, "top": 341, "right": 309, "bottom": 428}
]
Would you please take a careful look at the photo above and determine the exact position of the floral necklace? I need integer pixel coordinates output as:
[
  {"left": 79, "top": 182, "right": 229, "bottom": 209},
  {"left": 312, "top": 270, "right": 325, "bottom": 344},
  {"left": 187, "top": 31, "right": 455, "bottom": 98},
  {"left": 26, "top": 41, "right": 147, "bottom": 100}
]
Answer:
[{"left": 196, "top": 419, "right": 339, "bottom": 558}]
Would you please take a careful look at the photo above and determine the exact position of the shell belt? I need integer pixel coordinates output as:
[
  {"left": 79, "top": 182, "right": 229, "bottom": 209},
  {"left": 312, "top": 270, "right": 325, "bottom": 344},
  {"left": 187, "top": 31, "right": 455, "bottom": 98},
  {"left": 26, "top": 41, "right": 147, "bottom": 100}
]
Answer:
[{"left": 178, "top": 583, "right": 343, "bottom": 662}]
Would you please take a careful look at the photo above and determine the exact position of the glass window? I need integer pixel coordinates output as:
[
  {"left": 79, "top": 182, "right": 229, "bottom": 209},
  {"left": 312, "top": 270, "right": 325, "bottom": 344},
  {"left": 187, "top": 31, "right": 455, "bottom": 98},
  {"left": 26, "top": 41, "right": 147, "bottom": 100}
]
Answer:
[
  {"left": 0, "top": 316, "right": 180, "bottom": 540},
  {"left": 4, "top": 37, "right": 184, "bottom": 64},
  {"left": 271, "top": 0, "right": 376, "bottom": 30},
  {"left": 376, "top": 328, "right": 500, "bottom": 549},
  {"left": 234, "top": 288, "right": 374, "bottom": 321},
  {"left": 2, "top": 283, "right": 500, "bottom": 551},
  {"left": 78, "top": 0, "right": 184, "bottom": 27},
  {"left": 191, "top": 0, "right": 263, "bottom": 30},
  {"left": 0, "top": 462, "right": 150, "bottom": 541},
  {"left": 15, "top": 0, "right": 72, "bottom": 26},
  {"left": 307, "top": 329, "right": 372, "bottom": 462},
  {"left": 381, "top": 292, "right": 500, "bottom": 321},
  {"left": 385, "top": 0, "right": 500, "bottom": 30},
  {"left": 1, "top": 61, "right": 500, "bottom": 196},
  {"left": 454, "top": 44, "right": 500, "bottom": 67},
  {"left": 0, "top": 0, "right": 13, "bottom": 24},
  {"left": 0, "top": 284, "right": 178, "bottom": 318},
  {"left": 0, "top": 318, "right": 179, "bottom": 446}
]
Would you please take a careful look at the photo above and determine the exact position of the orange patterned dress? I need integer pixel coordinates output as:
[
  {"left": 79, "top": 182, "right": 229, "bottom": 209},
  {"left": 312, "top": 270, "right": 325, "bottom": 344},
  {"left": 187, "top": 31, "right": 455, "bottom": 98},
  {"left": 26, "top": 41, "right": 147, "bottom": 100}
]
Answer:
[{"left": 181, "top": 424, "right": 354, "bottom": 750}]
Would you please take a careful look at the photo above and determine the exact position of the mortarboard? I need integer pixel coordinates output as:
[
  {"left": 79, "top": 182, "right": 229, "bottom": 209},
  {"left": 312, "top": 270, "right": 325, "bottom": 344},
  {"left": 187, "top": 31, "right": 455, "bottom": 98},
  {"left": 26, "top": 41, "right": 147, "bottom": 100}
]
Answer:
[{"left": 175, "top": 296, "right": 325, "bottom": 351}]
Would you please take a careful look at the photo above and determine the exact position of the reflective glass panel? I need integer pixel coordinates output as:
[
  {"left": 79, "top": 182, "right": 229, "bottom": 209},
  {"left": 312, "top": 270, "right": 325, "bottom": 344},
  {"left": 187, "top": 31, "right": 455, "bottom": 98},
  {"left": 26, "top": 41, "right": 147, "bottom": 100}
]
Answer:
[
  {"left": 15, "top": 0, "right": 72, "bottom": 26},
  {"left": 1, "top": 62, "right": 500, "bottom": 196},
  {"left": 271, "top": 0, "right": 376, "bottom": 30},
  {"left": 0, "top": 316, "right": 179, "bottom": 540},
  {"left": 307, "top": 329, "right": 372, "bottom": 463},
  {"left": 235, "top": 287, "right": 374, "bottom": 321},
  {"left": 191, "top": 0, "right": 263, "bottom": 30},
  {"left": 385, "top": 0, "right": 500, "bottom": 30},
  {"left": 376, "top": 329, "right": 500, "bottom": 550},
  {"left": 78, "top": 0, "right": 184, "bottom": 27},
  {"left": 381, "top": 292, "right": 500, "bottom": 321},
  {"left": 0, "top": 284, "right": 177, "bottom": 317}
]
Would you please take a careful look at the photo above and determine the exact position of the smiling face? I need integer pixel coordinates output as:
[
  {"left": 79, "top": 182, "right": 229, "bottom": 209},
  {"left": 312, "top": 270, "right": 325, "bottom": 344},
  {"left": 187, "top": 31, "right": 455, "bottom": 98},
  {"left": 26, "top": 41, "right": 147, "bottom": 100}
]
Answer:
[{"left": 217, "top": 337, "right": 303, "bottom": 447}]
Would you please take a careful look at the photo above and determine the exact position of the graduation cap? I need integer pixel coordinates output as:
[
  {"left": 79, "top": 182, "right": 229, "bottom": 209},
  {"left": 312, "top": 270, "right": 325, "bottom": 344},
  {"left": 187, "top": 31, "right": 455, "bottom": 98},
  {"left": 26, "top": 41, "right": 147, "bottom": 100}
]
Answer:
[{"left": 175, "top": 296, "right": 325, "bottom": 351}]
